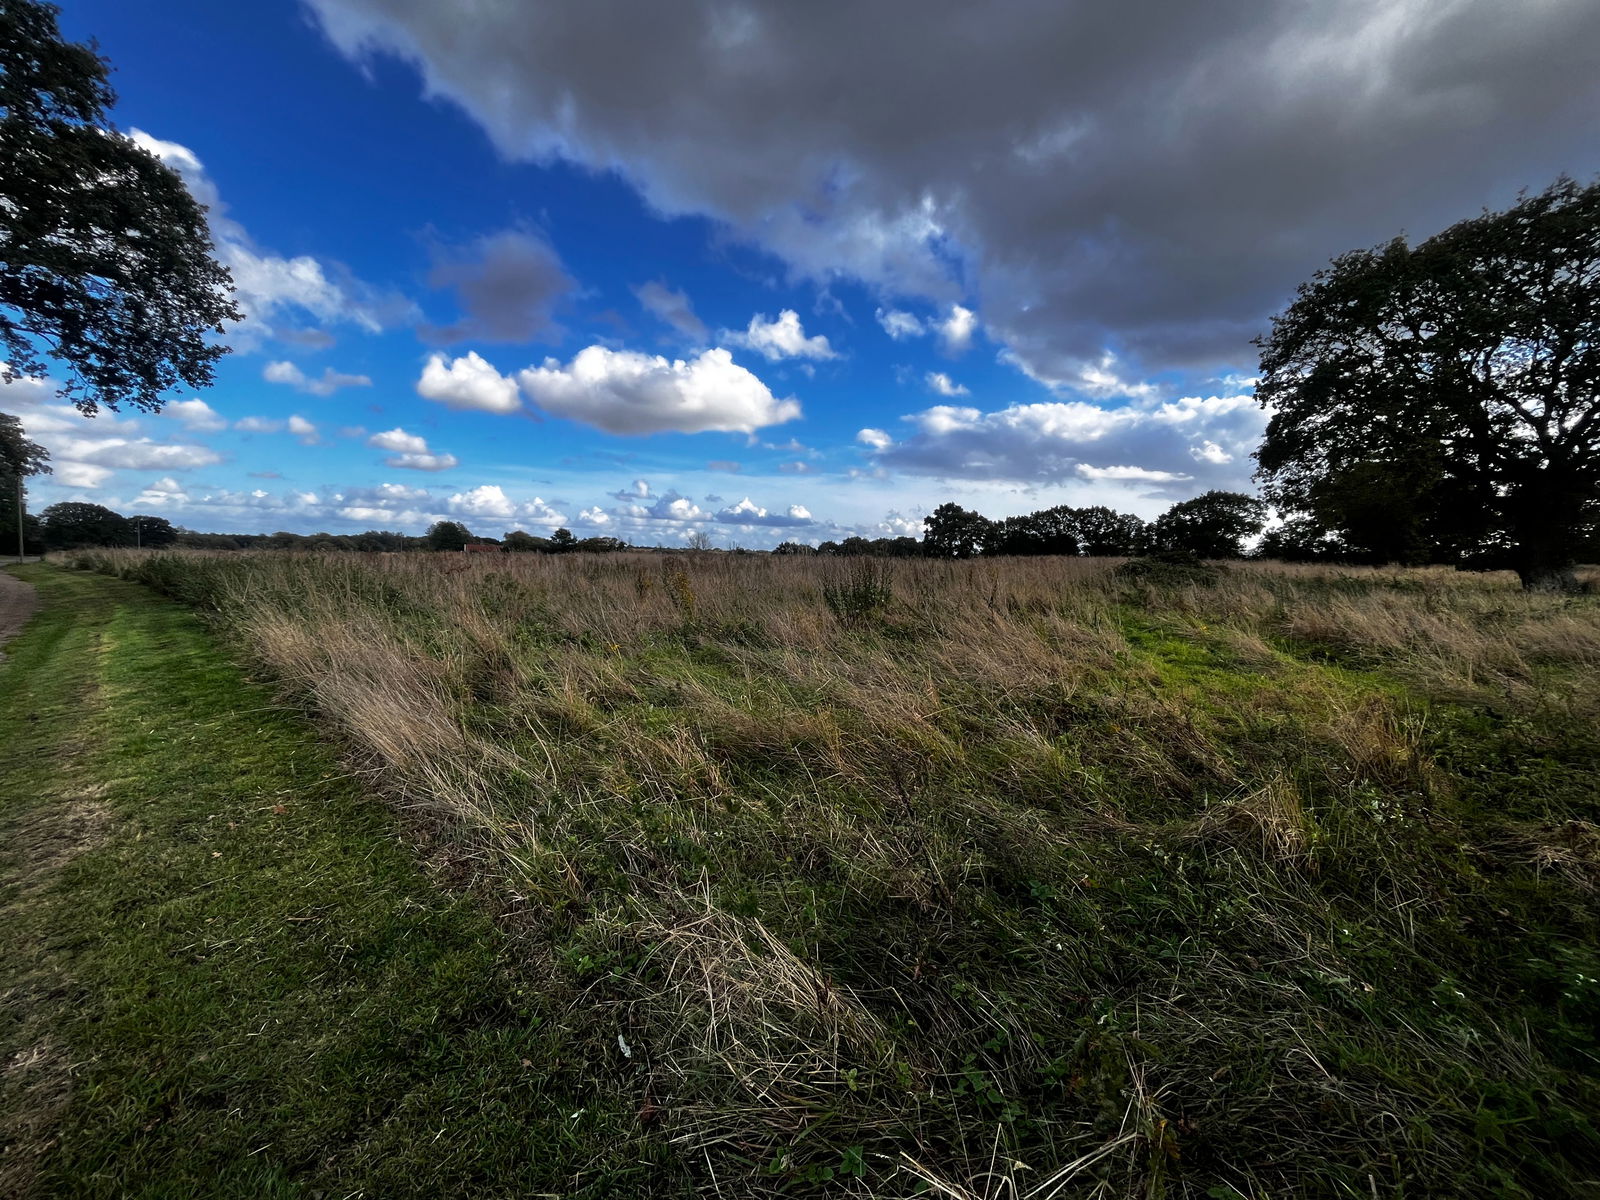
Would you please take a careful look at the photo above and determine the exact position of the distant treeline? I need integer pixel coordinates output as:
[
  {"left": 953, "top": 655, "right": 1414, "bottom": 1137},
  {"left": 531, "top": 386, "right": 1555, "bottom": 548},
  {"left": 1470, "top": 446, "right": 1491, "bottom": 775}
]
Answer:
[
  {"left": 39, "top": 489, "right": 1544, "bottom": 564},
  {"left": 785, "top": 491, "right": 1271, "bottom": 560},
  {"left": 20, "top": 492, "right": 1292, "bottom": 560},
  {"left": 15, "top": 506, "right": 635, "bottom": 555}
]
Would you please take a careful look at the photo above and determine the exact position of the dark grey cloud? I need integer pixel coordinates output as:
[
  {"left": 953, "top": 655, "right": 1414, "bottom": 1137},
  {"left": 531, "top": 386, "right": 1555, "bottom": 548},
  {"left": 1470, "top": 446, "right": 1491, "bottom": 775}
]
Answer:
[
  {"left": 633, "top": 280, "right": 708, "bottom": 340},
  {"left": 715, "top": 497, "right": 815, "bottom": 527},
  {"left": 275, "top": 327, "right": 338, "bottom": 350},
  {"left": 312, "top": 0, "right": 1600, "bottom": 384},
  {"left": 867, "top": 393, "right": 1268, "bottom": 498},
  {"left": 423, "top": 229, "right": 575, "bottom": 344}
]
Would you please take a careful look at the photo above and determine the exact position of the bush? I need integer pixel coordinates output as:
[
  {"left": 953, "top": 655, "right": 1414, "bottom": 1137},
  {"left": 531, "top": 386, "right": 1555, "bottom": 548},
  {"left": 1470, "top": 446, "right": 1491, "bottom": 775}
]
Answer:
[
  {"left": 1115, "top": 548, "right": 1226, "bottom": 587},
  {"left": 821, "top": 560, "right": 893, "bottom": 623}
]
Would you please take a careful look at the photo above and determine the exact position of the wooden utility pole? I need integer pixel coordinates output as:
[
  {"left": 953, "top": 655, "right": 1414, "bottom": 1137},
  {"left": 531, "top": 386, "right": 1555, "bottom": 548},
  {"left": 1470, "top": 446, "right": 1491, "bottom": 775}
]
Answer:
[{"left": 14, "top": 475, "right": 23, "bottom": 563}]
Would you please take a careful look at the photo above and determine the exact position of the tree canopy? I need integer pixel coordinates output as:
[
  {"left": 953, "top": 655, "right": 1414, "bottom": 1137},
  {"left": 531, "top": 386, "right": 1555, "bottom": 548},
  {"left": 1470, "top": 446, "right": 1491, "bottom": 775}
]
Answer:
[
  {"left": 1147, "top": 491, "right": 1267, "bottom": 559},
  {"left": 922, "top": 502, "right": 992, "bottom": 559},
  {"left": 1255, "top": 176, "right": 1600, "bottom": 590},
  {"left": 127, "top": 513, "right": 177, "bottom": 547},
  {"left": 40, "top": 499, "right": 129, "bottom": 548},
  {"left": 424, "top": 520, "right": 471, "bottom": 552},
  {"left": 0, "top": 0, "right": 240, "bottom": 414}
]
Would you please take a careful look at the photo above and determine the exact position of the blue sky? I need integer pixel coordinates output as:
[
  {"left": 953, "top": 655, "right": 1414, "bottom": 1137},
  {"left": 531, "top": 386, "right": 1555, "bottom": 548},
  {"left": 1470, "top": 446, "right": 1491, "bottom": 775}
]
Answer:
[{"left": 12, "top": 0, "right": 1600, "bottom": 546}]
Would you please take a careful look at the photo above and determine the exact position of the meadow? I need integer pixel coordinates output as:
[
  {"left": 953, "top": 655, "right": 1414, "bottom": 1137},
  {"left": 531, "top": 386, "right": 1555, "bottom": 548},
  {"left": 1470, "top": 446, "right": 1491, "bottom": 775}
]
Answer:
[{"left": 63, "top": 548, "right": 1600, "bottom": 1198}]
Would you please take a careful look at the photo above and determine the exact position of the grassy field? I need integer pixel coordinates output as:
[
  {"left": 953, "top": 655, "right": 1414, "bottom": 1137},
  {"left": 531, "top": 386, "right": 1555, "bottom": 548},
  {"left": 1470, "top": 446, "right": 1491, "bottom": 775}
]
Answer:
[{"left": 36, "top": 550, "right": 1600, "bottom": 1197}]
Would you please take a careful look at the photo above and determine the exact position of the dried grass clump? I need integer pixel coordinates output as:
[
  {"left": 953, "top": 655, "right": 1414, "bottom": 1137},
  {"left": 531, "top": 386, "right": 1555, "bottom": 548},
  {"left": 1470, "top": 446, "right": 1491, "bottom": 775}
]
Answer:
[
  {"left": 631, "top": 888, "right": 896, "bottom": 1096},
  {"left": 1188, "top": 779, "right": 1316, "bottom": 863},
  {"left": 1490, "top": 820, "right": 1600, "bottom": 891}
]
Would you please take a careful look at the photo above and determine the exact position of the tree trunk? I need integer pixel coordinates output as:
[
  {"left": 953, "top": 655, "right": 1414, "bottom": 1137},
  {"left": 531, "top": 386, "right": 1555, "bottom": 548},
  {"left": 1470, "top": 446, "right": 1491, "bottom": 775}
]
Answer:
[
  {"left": 1512, "top": 531, "right": 1582, "bottom": 590},
  {"left": 1516, "top": 560, "right": 1581, "bottom": 593},
  {"left": 1503, "top": 462, "right": 1591, "bottom": 593}
]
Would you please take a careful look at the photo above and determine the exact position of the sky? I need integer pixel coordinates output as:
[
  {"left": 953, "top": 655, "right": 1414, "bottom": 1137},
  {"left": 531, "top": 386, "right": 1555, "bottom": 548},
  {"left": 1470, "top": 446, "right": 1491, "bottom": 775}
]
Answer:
[{"left": 10, "top": 0, "right": 1600, "bottom": 547}]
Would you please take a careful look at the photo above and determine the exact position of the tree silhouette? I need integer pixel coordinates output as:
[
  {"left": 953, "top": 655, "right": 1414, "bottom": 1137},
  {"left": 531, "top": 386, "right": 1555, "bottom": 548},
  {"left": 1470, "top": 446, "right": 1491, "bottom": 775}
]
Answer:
[
  {"left": 1147, "top": 491, "right": 1266, "bottom": 559},
  {"left": 922, "top": 502, "right": 991, "bottom": 558},
  {"left": 1256, "top": 177, "right": 1600, "bottom": 590},
  {"left": 40, "top": 500, "right": 129, "bottom": 548},
  {"left": 425, "top": 520, "right": 471, "bottom": 552}
]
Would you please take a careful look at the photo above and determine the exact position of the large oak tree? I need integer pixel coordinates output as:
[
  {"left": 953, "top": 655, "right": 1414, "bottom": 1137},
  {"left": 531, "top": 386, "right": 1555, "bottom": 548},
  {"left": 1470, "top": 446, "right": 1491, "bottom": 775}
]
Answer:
[
  {"left": 1255, "top": 177, "right": 1600, "bottom": 591},
  {"left": 1, "top": 0, "right": 240, "bottom": 415}
]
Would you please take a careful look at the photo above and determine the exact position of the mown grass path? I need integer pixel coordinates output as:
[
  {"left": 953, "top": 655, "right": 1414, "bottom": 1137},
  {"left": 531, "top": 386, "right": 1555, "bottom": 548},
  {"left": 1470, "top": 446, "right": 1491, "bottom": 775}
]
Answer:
[{"left": 0, "top": 566, "right": 660, "bottom": 1198}]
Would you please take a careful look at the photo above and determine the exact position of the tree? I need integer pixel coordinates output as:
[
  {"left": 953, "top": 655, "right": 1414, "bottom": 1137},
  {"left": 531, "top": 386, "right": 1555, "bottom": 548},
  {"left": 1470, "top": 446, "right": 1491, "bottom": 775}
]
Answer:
[
  {"left": 549, "top": 527, "right": 578, "bottom": 551},
  {"left": 881, "top": 536, "right": 922, "bottom": 557},
  {"left": 0, "top": 411, "right": 47, "bottom": 479},
  {"left": 1254, "top": 514, "right": 1341, "bottom": 563},
  {"left": 40, "top": 499, "right": 129, "bottom": 548},
  {"left": 0, "top": 0, "right": 240, "bottom": 415},
  {"left": 425, "top": 520, "right": 471, "bottom": 552},
  {"left": 1068, "top": 506, "right": 1146, "bottom": 556},
  {"left": 1256, "top": 177, "right": 1600, "bottom": 590},
  {"left": 502, "top": 530, "right": 549, "bottom": 552},
  {"left": 1147, "top": 491, "right": 1267, "bottom": 558},
  {"left": 922, "top": 502, "right": 991, "bottom": 558},
  {"left": 986, "top": 508, "right": 1080, "bottom": 556},
  {"left": 772, "top": 541, "right": 814, "bottom": 555},
  {"left": 126, "top": 514, "right": 176, "bottom": 547},
  {"left": 0, "top": 409, "right": 49, "bottom": 553}
]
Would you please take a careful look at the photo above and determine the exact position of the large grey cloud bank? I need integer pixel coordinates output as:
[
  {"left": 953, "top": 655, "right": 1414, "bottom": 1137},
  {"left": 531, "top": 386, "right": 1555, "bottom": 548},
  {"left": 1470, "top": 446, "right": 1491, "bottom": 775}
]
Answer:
[{"left": 307, "top": 0, "right": 1600, "bottom": 389}]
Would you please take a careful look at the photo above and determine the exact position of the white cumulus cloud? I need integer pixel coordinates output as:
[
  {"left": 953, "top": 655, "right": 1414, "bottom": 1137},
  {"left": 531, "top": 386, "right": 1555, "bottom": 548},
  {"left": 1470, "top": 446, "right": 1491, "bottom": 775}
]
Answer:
[
  {"left": 417, "top": 351, "right": 522, "bottom": 413},
  {"left": 368, "top": 426, "right": 458, "bottom": 471},
  {"left": 447, "top": 484, "right": 518, "bottom": 519},
  {"left": 876, "top": 308, "right": 925, "bottom": 340},
  {"left": 54, "top": 462, "right": 114, "bottom": 489},
  {"left": 939, "top": 304, "right": 978, "bottom": 354},
  {"left": 856, "top": 427, "right": 892, "bottom": 450},
  {"left": 725, "top": 309, "right": 836, "bottom": 361},
  {"left": 518, "top": 346, "right": 800, "bottom": 435},
  {"left": 926, "top": 371, "right": 969, "bottom": 396},
  {"left": 368, "top": 427, "right": 429, "bottom": 454},
  {"left": 163, "top": 398, "right": 227, "bottom": 432},
  {"left": 263, "top": 360, "right": 373, "bottom": 395}
]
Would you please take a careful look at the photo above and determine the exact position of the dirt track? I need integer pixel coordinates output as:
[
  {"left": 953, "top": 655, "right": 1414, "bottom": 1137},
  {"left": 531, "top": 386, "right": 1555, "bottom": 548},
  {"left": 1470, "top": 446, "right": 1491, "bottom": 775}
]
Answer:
[{"left": 0, "top": 568, "right": 39, "bottom": 661}]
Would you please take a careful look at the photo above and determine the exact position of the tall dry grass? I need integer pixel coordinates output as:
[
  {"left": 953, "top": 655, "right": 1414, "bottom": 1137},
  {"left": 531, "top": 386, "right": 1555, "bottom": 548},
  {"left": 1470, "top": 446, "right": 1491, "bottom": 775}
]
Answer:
[{"left": 67, "top": 548, "right": 1600, "bottom": 1197}]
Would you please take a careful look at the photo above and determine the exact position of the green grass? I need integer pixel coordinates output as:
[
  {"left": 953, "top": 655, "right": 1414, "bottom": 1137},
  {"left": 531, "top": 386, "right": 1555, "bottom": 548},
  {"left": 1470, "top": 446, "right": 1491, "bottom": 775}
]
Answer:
[{"left": 0, "top": 565, "right": 682, "bottom": 1198}]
